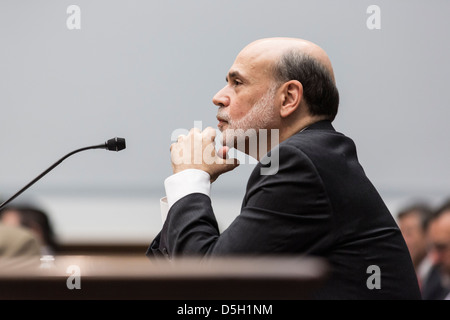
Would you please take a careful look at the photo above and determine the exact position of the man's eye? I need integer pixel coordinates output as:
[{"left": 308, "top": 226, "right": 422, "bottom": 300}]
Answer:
[{"left": 233, "top": 80, "right": 242, "bottom": 86}]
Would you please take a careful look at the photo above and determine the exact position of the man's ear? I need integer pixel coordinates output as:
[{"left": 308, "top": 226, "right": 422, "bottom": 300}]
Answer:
[{"left": 279, "top": 80, "right": 303, "bottom": 118}]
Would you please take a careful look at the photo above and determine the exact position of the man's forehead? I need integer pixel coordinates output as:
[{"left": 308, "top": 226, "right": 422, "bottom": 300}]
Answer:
[
  {"left": 430, "top": 212, "right": 450, "bottom": 237},
  {"left": 233, "top": 37, "right": 336, "bottom": 84},
  {"left": 228, "top": 52, "right": 275, "bottom": 81},
  {"left": 229, "top": 38, "right": 305, "bottom": 78}
]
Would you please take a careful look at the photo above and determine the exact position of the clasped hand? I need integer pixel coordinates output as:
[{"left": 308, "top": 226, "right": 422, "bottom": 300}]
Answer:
[{"left": 170, "top": 127, "right": 240, "bottom": 182}]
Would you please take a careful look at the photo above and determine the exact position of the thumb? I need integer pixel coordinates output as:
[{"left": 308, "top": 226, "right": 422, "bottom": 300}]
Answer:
[
  {"left": 217, "top": 146, "right": 239, "bottom": 170},
  {"left": 221, "top": 156, "right": 240, "bottom": 170},
  {"left": 209, "top": 156, "right": 240, "bottom": 183},
  {"left": 217, "top": 146, "right": 230, "bottom": 159}
]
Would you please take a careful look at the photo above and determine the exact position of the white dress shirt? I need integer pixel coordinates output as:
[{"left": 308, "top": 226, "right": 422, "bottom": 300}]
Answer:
[{"left": 160, "top": 169, "right": 210, "bottom": 223}]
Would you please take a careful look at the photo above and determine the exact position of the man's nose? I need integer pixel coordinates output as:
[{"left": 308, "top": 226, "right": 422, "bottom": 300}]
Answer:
[{"left": 212, "top": 86, "right": 230, "bottom": 108}]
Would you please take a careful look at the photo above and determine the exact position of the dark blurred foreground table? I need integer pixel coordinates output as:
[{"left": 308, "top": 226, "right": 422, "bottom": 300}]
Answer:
[{"left": 0, "top": 255, "right": 328, "bottom": 300}]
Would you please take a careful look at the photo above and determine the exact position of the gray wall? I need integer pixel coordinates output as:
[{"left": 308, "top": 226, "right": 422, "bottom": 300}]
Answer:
[{"left": 1, "top": 1, "right": 449, "bottom": 242}]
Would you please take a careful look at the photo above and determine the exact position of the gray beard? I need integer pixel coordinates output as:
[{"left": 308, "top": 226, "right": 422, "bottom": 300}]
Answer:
[{"left": 217, "top": 84, "right": 278, "bottom": 149}]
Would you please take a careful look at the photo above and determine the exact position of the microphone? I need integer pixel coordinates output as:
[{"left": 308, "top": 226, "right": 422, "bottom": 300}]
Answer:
[{"left": 0, "top": 137, "right": 126, "bottom": 210}]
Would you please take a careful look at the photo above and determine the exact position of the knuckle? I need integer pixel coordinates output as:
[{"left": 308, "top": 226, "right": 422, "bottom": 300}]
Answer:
[{"left": 203, "top": 127, "right": 216, "bottom": 137}]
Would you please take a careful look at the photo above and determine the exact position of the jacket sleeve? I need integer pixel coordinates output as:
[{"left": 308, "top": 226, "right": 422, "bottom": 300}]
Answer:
[{"left": 148, "top": 144, "right": 335, "bottom": 258}]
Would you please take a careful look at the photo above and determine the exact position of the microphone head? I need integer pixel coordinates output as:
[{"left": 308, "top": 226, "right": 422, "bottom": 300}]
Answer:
[{"left": 106, "top": 137, "right": 126, "bottom": 151}]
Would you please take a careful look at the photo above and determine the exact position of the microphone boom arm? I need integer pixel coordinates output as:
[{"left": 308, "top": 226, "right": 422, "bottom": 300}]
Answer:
[{"left": 0, "top": 138, "right": 125, "bottom": 210}]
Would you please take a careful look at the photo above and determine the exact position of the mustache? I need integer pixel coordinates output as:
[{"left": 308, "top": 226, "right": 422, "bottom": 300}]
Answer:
[{"left": 216, "top": 108, "right": 231, "bottom": 122}]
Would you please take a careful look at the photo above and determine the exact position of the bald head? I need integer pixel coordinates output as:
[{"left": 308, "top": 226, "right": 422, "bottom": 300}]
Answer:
[
  {"left": 238, "top": 37, "right": 336, "bottom": 84},
  {"left": 237, "top": 37, "right": 340, "bottom": 121}
]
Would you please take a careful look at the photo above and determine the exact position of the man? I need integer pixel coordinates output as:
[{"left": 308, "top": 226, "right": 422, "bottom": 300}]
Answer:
[
  {"left": 397, "top": 205, "right": 433, "bottom": 279},
  {"left": 426, "top": 200, "right": 450, "bottom": 299},
  {"left": 147, "top": 38, "right": 421, "bottom": 299},
  {"left": 396, "top": 203, "right": 446, "bottom": 299}
]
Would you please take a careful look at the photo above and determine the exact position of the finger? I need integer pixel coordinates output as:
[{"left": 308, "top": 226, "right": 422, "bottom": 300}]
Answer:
[
  {"left": 220, "top": 157, "right": 240, "bottom": 172},
  {"left": 217, "top": 153, "right": 239, "bottom": 168},
  {"left": 203, "top": 127, "right": 216, "bottom": 141},
  {"left": 209, "top": 157, "right": 240, "bottom": 183},
  {"left": 227, "top": 157, "right": 240, "bottom": 168},
  {"left": 217, "top": 146, "right": 229, "bottom": 159}
]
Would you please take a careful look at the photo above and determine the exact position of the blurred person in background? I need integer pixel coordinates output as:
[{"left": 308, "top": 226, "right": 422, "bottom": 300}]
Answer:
[
  {"left": 426, "top": 199, "right": 450, "bottom": 300},
  {"left": 0, "top": 204, "right": 58, "bottom": 256},
  {"left": 397, "top": 203, "right": 434, "bottom": 290},
  {"left": 0, "top": 222, "right": 41, "bottom": 260}
]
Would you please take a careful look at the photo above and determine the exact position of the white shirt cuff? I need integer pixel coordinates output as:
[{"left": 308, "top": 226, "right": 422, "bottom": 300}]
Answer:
[
  {"left": 164, "top": 169, "right": 211, "bottom": 210},
  {"left": 160, "top": 197, "right": 169, "bottom": 224}
]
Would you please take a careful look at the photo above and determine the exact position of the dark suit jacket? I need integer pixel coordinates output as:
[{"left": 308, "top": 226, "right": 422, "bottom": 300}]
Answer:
[
  {"left": 421, "top": 264, "right": 450, "bottom": 300},
  {"left": 148, "top": 120, "right": 421, "bottom": 299}
]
